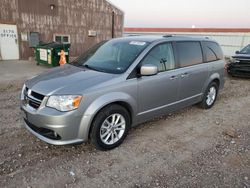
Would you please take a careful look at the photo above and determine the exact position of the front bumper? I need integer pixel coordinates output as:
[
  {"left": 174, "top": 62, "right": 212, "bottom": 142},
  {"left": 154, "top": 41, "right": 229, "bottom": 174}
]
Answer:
[
  {"left": 227, "top": 63, "right": 250, "bottom": 77},
  {"left": 21, "top": 102, "right": 91, "bottom": 145}
]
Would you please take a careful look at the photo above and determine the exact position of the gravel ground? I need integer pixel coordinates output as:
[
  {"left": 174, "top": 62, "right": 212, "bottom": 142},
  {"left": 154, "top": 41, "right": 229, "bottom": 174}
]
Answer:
[{"left": 0, "top": 76, "right": 249, "bottom": 188}]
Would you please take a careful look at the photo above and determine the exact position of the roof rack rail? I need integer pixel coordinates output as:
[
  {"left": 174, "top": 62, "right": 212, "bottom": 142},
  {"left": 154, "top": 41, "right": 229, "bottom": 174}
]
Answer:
[{"left": 126, "top": 34, "right": 141, "bottom": 37}]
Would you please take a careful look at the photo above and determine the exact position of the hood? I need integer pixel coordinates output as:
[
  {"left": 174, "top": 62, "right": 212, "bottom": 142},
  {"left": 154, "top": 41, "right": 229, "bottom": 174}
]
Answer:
[
  {"left": 26, "top": 64, "right": 117, "bottom": 95},
  {"left": 233, "top": 54, "right": 250, "bottom": 59}
]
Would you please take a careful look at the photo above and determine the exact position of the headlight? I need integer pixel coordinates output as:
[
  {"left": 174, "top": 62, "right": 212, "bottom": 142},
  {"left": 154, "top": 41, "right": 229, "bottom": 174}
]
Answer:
[{"left": 46, "top": 95, "right": 82, "bottom": 112}]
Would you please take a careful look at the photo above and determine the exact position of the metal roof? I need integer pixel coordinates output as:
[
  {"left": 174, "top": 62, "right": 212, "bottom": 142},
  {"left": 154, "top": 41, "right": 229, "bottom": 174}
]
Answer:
[
  {"left": 105, "top": 0, "right": 124, "bottom": 13},
  {"left": 125, "top": 28, "right": 250, "bottom": 33}
]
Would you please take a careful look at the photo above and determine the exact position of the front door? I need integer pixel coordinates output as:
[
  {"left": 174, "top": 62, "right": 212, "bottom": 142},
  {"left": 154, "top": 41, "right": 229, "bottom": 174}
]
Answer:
[
  {"left": 0, "top": 24, "right": 19, "bottom": 60},
  {"left": 137, "top": 42, "right": 179, "bottom": 119}
]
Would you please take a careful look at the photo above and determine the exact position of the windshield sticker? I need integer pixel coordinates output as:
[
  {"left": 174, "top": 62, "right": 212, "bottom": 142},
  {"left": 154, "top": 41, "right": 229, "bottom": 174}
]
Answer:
[{"left": 129, "top": 41, "right": 146, "bottom": 46}]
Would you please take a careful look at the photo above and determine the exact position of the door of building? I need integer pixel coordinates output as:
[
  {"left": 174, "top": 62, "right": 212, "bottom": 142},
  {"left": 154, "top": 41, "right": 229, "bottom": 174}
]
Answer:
[{"left": 0, "top": 24, "right": 19, "bottom": 60}]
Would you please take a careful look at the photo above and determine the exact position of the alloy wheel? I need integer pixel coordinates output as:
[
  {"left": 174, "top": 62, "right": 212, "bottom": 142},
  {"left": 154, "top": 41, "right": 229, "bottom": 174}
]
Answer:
[
  {"left": 100, "top": 113, "right": 126, "bottom": 145},
  {"left": 206, "top": 86, "right": 217, "bottom": 106}
]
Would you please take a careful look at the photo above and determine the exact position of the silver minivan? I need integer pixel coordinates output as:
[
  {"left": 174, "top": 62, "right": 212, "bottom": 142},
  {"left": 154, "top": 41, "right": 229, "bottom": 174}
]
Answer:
[{"left": 21, "top": 36, "right": 225, "bottom": 150}]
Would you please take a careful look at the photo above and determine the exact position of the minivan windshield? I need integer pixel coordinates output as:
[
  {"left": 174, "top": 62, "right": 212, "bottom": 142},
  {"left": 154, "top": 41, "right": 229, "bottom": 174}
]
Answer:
[{"left": 70, "top": 39, "right": 149, "bottom": 74}]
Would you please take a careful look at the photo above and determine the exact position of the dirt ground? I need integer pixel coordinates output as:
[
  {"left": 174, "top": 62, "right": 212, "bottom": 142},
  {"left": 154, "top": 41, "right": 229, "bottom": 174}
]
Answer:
[{"left": 0, "top": 62, "right": 249, "bottom": 187}]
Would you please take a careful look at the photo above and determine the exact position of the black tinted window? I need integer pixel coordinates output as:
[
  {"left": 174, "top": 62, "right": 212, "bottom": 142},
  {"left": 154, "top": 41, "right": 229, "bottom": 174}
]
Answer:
[
  {"left": 203, "top": 41, "right": 223, "bottom": 61},
  {"left": 141, "top": 43, "right": 175, "bottom": 72},
  {"left": 240, "top": 44, "right": 250, "bottom": 54},
  {"left": 204, "top": 45, "right": 217, "bottom": 62},
  {"left": 176, "top": 42, "right": 203, "bottom": 67}
]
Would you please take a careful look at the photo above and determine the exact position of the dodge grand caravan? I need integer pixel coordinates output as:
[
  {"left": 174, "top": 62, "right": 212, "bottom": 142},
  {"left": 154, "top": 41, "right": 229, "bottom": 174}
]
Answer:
[{"left": 21, "top": 36, "right": 225, "bottom": 150}]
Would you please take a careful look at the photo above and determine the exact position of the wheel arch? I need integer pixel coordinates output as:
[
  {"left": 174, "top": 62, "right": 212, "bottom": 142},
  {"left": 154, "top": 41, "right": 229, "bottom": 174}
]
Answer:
[
  {"left": 202, "top": 73, "right": 221, "bottom": 94},
  {"left": 87, "top": 101, "right": 133, "bottom": 139},
  {"left": 78, "top": 92, "right": 137, "bottom": 141},
  {"left": 212, "top": 78, "right": 220, "bottom": 87}
]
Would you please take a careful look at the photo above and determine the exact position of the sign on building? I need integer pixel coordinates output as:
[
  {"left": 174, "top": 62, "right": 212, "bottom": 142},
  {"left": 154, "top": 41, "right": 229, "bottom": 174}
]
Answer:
[{"left": 0, "top": 24, "right": 19, "bottom": 60}]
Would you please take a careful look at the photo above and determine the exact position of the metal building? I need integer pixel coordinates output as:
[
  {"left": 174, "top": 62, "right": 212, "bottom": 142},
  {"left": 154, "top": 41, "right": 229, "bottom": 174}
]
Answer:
[
  {"left": 0, "top": 0, "right": 124, "bottom": 60},
  {"left": 124, "top": 28, "right": 250, "bottom": 56}
]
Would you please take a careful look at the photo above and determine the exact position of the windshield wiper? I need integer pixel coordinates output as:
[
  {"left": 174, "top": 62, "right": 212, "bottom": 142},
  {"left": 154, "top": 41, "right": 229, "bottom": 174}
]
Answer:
[
  {"left": 83, "top": 64, "right": 102, "bottom": 72},
  {"left": 69, "top": 61, "right": 82, "bottom": 67}
]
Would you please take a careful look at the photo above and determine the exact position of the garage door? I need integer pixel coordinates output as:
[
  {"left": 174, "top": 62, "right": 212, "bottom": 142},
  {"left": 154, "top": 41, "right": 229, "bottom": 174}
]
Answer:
[{"left": 0, "top": 24, "right": 19, "bottom": 60}]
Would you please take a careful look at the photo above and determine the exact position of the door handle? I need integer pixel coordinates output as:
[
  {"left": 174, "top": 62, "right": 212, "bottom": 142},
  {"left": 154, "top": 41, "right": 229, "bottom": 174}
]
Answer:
[
  {"left": 170, "top": 75, "right": 178, "bottom": 80},
  {"left": 181, "top": 72, "right": 189, "bottom": 78}
]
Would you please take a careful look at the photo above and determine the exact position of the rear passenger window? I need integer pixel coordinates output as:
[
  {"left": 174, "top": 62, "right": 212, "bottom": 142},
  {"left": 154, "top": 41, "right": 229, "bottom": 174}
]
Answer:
[
  {"left": 176, "top": 42, "right": 203, "bottom": 67},
  {"left": 203, "top": 41, "right": 224, "bottom": 62},
  {"left": 204, "top": 46, "right": 217, "bottom": 62},
  {"left": 141, "top": 43, "right": 175, "bottom": 72}
]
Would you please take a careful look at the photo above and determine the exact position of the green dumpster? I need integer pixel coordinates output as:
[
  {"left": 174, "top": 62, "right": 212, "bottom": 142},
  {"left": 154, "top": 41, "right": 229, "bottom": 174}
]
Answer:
[{"left": 35, "top": 42, "right": 70, "bottom": 67}]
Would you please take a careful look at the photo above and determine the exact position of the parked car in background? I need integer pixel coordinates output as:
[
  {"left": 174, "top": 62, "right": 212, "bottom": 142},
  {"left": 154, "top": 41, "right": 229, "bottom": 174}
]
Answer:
[
  {"left": 20, "top": 36, "right": 225, "bottom": 150},
  {"left": 227, "top": 44, "right": 250, "bottom": 77}
]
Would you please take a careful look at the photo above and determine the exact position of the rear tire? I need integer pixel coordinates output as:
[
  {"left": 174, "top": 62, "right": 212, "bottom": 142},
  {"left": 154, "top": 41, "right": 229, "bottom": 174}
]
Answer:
[
  {"left": 90, "top": 104, "right": 130, "bottom": 150},
  {"left": 200, "top": 82, "right": 218, "bottom": 109}
]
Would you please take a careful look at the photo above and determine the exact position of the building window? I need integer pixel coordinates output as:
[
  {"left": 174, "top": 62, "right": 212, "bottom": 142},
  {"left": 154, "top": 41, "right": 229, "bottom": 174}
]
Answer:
[{"left": 53, "top": 34, "right": 70, "bottom": 43}]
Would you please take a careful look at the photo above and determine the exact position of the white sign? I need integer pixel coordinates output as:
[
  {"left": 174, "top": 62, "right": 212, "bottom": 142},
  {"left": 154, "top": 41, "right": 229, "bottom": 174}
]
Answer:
[
  {"left": 0, "top": 28, "right": 17, "bottom": 39},
  {"left": 88, "top": 30, "right": 97, "bottom": 37},
  {"left": 21, "top": 32, "right": 28, "bottom": 41},
  {"left": 39, "top": 49, "right": 47, "bottom": 61},
  {"left": 129, "top": 41, "right": 146, "bottom": 46}
]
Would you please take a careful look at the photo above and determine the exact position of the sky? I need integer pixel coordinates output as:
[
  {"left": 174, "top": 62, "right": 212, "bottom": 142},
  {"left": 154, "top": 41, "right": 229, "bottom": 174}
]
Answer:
[{"left": 108, "top": 0, "right": 250, "bottom": 28}]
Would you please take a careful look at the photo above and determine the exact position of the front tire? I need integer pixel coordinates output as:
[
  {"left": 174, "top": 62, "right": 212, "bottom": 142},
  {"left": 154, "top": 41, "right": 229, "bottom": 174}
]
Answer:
[
  {"left": 200, "top": 82, "right": 218, "bottom": 109},
  {"left": 90, "top": 104, "right": 130, "bottom": 150}
]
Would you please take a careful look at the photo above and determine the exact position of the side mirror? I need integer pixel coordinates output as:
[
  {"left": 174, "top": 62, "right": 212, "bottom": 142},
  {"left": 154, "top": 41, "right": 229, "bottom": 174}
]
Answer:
[
  {"left": 140, "top": 64, "right": 158, "bottom": 76},
  {"left": 235, "top": 51, "right": 240, "bottom": 54}
]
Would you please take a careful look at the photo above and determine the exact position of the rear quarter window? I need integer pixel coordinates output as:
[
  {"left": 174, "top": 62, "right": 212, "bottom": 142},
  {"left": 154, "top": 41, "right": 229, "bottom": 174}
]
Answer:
[
  {"left": 176, "top": 41, "right": 203, "bottom": 67},
  {"left": 203, "top": 41, "right": 224, "bottom": 62}
]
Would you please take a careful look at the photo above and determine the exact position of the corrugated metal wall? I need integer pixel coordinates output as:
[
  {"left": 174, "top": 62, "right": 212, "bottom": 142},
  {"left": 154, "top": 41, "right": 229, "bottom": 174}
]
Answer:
[
  {"left": 0, "top": 0, "right": 124, "bottom": 59},
  {"left": 124, "top": 31, "right": 250, "bottom": 56}
]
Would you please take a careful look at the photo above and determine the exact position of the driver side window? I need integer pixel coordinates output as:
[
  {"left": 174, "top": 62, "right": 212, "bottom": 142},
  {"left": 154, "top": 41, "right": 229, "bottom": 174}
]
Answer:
[{"left": 141, "top": 43, "right": 175, "bottom": 72}]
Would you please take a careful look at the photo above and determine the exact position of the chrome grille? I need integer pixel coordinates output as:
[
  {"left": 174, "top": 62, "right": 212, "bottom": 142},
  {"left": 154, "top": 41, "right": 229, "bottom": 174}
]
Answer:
[{"left": 24, "top": 87, "right": 45, "bottom": 109}]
